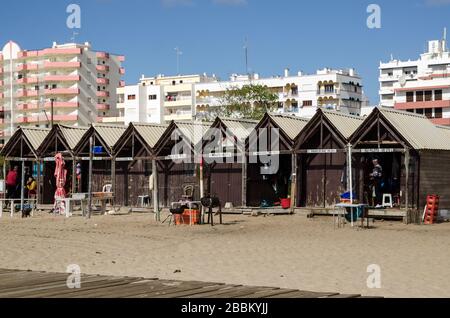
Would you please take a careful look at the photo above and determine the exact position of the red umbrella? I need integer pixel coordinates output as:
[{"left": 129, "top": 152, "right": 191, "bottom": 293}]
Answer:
[{"left": 54, "top": 153, "right": 68, "bottom": 215}]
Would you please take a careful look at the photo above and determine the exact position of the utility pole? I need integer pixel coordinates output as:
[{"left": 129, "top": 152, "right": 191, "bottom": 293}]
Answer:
[{"left": 50, "top": 98, "right": 54, "bottom": 129}]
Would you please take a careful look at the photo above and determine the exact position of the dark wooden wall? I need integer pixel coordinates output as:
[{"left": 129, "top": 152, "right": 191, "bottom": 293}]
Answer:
[
  {"left": 419, "top": 151, "right": 450, "bottom": 210},
  {"left": 114, "top": 160, "right": 151, "bottom": 207},
  {"left": 208, "top": 163, "right": 243, "bottom": 207},
  {"left": 157, "top": 162, "right": 200, "bottom": 208}
]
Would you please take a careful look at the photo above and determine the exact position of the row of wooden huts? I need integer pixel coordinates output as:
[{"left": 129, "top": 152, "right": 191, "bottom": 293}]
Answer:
[{"left": 2, "top": 107, "right": 450, "bottom": 217}]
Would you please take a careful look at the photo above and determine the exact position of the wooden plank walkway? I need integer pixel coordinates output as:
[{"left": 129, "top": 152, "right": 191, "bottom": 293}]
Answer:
[{"left": 0, "top": 269, "right": 366, "bottom": 298}]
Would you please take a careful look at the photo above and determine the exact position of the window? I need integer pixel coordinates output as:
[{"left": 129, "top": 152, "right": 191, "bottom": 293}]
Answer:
[
  {"left": 435, "top": 108, "right": 443, "bottom": 118},
  {"left": 127, "top": 95, "right": 136, "bottom": 100},
  {"left": 180, "top": 80, "right": 183, "bottom": 84},
  {"left": 35, "top": 85, "right": 39, "bottom": 91},
  {"left": 416, "top": 108, "right": 424, "bottom": 115},
  {"left": 148, "top": 95, "right": 157, "bottom": 100},
  {"left": 172, "top": 81, "right": 176, "bottom": 85},
  {"left": 406, "top": 92, "right": 414, "bottom": 102},
  {"left": 87, "top": 58, "right": 92, "bottom": 64},
  {"left": 302, "top": 100, "right": 313, "bottom": 107},
  {"left": 424, "top": 108, "right": 432, "bottom": 119},
  {"left": 425, "top": 91, "right": 432, "bottom": 102},
  {"left": 52, "top": 84, "right": 57, "bottom": 89},
  {"left": 435, "top": 90, "right": 442, "bottom": 101},
  {"left": 416, "top": 91, "right": 424, "bottom": 102},
  {"left": 324, "top": 84, "right": 334, "bottom": 93}
]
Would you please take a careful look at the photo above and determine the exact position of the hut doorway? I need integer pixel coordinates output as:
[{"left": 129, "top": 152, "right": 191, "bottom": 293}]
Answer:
[
  {"left": 354, "top": 152, "right": 402, "bottom": 207},
  {"left": 299, "top": 150, "right": 346, "bottom": 208},
  {"left": 247, "top": 154, "right": 292, "bottom": 207}
]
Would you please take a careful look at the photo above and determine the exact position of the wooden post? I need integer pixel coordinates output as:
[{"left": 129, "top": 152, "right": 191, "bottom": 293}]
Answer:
[
  {"left": 290, "top": 152, "right": 297, "bottom": 211},
  {"left": 36, "top": 160, "right": 41, "bottom": 205},
  {"left": 87, "top": 136, "right": 93, "bottom": 219},
  {"left": 242, "top": 154, "right": 247, "bottom": 208},
  {"left": 111, "top": 157, "right": 116, "bottom": 206},
  {"left": 20, "top": 160, "right": 25, "bottom": 215},
  {"left": 71, "top": 159, "right": 76, "bottom": 195},
  {"left": 152, "top": 159, "right": 159, "bottom": 221},
  {"left": 405, "top": 149, "right": 410, "bottom": 211}
]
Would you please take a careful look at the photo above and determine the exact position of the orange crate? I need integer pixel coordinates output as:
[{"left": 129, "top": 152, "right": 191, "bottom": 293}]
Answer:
[{"left": 175, "top": 209, "right": 200, "bottom": 225}]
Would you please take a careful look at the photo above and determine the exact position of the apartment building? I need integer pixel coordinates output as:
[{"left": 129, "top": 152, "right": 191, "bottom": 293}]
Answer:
[
  {"left": 0, "top": 41, "right": 125, "bottom": 146},
  {"left": 196, "top": 68, "right": 366, "bottom": 119},
  {"left": 379, "top": 31, "right": 450, "bottom": 125},
  {"left": 110, "top": 74, "right": 217, "bottom": 125}
]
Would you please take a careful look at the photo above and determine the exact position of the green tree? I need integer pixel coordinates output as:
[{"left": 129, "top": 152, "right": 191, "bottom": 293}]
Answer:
[{"left": 212, "top": 84, "right": 279, "bottom": 120}]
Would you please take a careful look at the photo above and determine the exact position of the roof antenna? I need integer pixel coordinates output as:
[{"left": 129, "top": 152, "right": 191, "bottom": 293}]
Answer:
[
  {"left": 244, "top": 37, "right": 249, "bottom": 76},
  {"left": 443, "top": 27, "right": 447, "bottom": 51}
]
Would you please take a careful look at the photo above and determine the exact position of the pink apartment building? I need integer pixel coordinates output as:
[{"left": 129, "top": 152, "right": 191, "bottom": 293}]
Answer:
[{"left": 0, "top": 41, "right": 125, "bottom": 146}]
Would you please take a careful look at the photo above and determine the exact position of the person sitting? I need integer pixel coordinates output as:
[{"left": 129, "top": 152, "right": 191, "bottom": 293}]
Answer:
[{"left": 26, "top": 177, "right": 37, "bottom": 200}]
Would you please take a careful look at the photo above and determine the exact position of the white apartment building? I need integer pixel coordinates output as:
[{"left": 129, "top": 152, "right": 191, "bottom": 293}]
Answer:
[
  {"left": 379, "top": 31, "right": 450, "bottom": 125},
  {"left": 196, "top": 68, "right": 366, "bottom": 119},
  {"left": 0, "top": 41, "right": 125, "bottom": 146},
  {"left": 114, "top": 68, "right": 365, "bottom": 125},
  {"left": 110, "top": 74, "right": 217, "bottom": 125}
]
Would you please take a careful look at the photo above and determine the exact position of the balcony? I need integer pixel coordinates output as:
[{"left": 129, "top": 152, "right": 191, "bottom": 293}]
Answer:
[
  {"left": 16, "top": 114, "right": 78, "bottom": 124},
  {"left": 17, "top": 102, "right": 79, "bottom": 111},
  {"left": 0, "top": 93, "right": 4, "bottom": 99},
  {"left": 431, "top": 118, "right": 450, "bottom": 126},
  {"left": 16, "top": 90, "right": 39, "bottom": 98},
  {"left": 96, "top": 52, "right": 110, "bottom": 59},
  {"left": 96, "top": 65, "right": 109, "bottom": 72},
  {"left": 96, "top": 91, "right": 110, "bottom": 98},
  {"left": 43, "top": 61, "right": 81, "bottom": 69},
  {"left": 117, "top": 56, "right": 125, "bottom": 62},
  {"left": 16, "top": 77, "right": 38, "bottom": 84},
  {"left": 119, "top": 80, "right": 125, "bottom": 87},
  {"left": 395, "top": 100, "right": 450, "bottom": 110},
  {"left": 17, "top": 64, "right": 39, "bottom": 72},
  {"left": 97, "top": 103, "right": 110, "bottom": 110},
  {"left": 44, "top": 75, "right": 81, "bottom": 82},
  {"left": 119, "top": 67, "right": 125, "bottom": 75},
  {"left": 96, "top": 78, "right": 110, "bottom": 85},
  {"left": 17, "top": 51, "right": 39, "bottom": 59},
  {"left": 40, "top": 48, "right": 82, "bottom": 56},
  {"left": 0, "top": 80, "right": 3, "bottom": 86},
  {"left": 0, "top": 68, "right": 3, "bottom": 74},
  {"left": 45, "top": 88, "right": 80, "bottom": 95}
]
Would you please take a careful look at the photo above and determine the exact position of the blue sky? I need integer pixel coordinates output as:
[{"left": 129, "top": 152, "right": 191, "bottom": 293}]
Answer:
[{"left": 1, "top": 0, "right": 450, "bottom": 104}]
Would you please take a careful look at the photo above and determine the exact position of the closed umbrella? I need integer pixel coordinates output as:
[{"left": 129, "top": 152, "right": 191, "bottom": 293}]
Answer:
[{"left": 54, "top": 153, "right": 67, "bottom": 215}]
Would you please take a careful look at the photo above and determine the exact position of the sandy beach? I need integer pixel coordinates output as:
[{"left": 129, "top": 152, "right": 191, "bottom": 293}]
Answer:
[{"left": 0, "top": 212, "right": 449, "bottom": 298}]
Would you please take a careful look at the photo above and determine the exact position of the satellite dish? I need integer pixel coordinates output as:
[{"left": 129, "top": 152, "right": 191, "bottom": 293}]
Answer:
[{"left": 399, "top": 75, "right": 407, "bottom": 87}]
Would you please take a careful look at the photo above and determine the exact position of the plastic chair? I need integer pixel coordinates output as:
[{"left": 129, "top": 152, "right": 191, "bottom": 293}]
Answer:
[{"left": 382, "top": 194, "right": 393, "bottom": 208}]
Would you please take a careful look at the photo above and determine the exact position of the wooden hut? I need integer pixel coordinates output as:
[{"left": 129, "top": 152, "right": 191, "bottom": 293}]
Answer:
[
  {"left": 201, "top": 117, "right": 257, "bottom": 207},
  {"left": 246, "top": 113, "right": 309, "bottom": 208},
  {"left": 113, "top": 123, "right": 167, "bottom": 207},
  {"left": 73, "top": 124, "right": 127, "bottom": 199},
  {"left": 0, "top": 127, "right": 50, "bottom": 201},
  {"left": 294, "top": 109, "right": 363, "bottom": 208},
  {"left": 153, "top": 121, "right": 210, "bottom": 207},
  {"left": 37, "top": 125, "right": 89, "bottom": 204},
  {"left": 349, "top": 107, "right": 450, "bottom": 216}
]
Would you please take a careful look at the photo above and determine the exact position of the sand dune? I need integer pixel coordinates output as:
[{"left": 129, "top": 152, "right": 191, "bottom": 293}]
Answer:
[{"left": 0, "top": 212, "right": 449, "bottom": 298}]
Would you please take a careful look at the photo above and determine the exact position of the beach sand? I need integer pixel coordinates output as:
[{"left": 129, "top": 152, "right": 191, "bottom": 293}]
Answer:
[{"left": 0, "top": 212, "right": 449, "bottom": 298}]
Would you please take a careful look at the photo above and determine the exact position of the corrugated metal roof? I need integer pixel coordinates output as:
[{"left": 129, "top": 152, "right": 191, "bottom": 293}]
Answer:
[
  {"left": 59, "top": 125, "right": 89, "bottom": 150},
  {"left": 174, "top": 121, "right": 212, "bottom": 145},
  {"left": 219, "top": 118, "right": 258, "bottom": 140},
  {"left": 92, "top": 124, "right": 128, "bottom": 149},
  {"left": 321, "top": 110, "right": 364, "bottom": 140},
  {"left": 268, "top": 114, "right": 309, "bottom": 140},
  {"left": 379, "top": 107, "right": 450, "bottom": 150},
  {"left": 132, "top": 123, "right": 169, "bottom": 148},
  {"left": 21, "top": 127, "right": 51, "bottom": 151}
]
